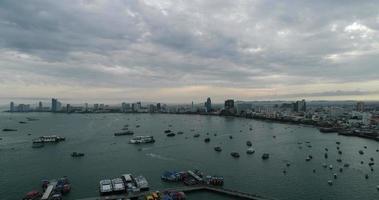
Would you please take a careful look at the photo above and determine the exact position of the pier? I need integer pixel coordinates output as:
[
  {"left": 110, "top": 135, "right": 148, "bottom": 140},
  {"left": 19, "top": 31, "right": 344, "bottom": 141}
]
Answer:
[{"left": 78, "top": 185, "right": 277, "bottom": 200}]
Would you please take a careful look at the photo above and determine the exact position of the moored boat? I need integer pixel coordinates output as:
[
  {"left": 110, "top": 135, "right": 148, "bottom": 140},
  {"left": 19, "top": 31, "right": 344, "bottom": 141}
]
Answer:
[
  {"left": 99, "top": 179, "right": 113, "bottom": 195},
  {"left": 129, "top": 136, "right": 155, "bottom": 144}
]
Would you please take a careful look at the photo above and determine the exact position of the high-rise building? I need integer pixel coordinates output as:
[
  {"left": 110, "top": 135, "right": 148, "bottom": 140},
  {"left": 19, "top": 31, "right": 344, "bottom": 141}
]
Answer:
[
  {"left": 66, "top": 104, "right": 71, "bottom": 113},
  {"left": 38, "top": 101, "right": 43, "bottom": 111},
  {"left": 156, "top": 103, "right": 161, "bottom": 112},
  {"left": 224, "top": 99, "right": 234, "bottom": 110},
  {"left": 205, "top": 97, "right": 212, "bottom": 112},
  {"left": 93, "top": 104, "right": 99, "bottom": 111},
  {"left": 356, "top": 101, "right": 365, "bottom": 112},
  {"left": 52, "top": 98, "right": 58, "bottom": 112},
  {"left": 293, "top": 99, "right": 306, "bottom": 112},
  {"left": 10, "top": 102, "right": 15, "bottom": 112}
]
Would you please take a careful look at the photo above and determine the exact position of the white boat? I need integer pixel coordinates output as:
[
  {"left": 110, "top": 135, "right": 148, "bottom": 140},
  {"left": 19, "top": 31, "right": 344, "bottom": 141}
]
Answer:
[
  {"left": 129, "top": 136, "right": 155, "bottom": 144},
  {"left": 134, "top": 175, "right": 149, "bottom": 191},
  {"left": 246, "top": 148, "right": 255, "bottom": 154},
  {"left": 111, "top": 178, "right": 125, "bottom": 193},
  {"left": 99, "top": 179, "right": 113, "bottom": 195}
]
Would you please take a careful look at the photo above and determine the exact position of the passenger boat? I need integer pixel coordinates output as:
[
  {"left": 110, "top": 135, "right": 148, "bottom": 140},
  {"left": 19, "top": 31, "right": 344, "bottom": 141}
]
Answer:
[
  {"left": 129, "top": 136, "right": 155, "bottom": 144},
  {"left": 230, "top": 152, "right": 240, "bottom": 158},
  {"left": 71, "top": 152, "right": 85, "bottom": 157},
  {"left": 115, "top": 131, "right": 134, "bottom": 136},
  {"left": 111, "top": 178, "right": 125, "bottom": 193},
  {"left": 261, "top": 153, "right": 270, "bottom": 160},
  {"left": 99, "top": 179, "right": 113, "bottom": 195},
  {"left": 214, "top": 146, "right": 222, "bottom": 152},
  {"left": 33, "top": 135, "right": 65, "bottom": 143}
]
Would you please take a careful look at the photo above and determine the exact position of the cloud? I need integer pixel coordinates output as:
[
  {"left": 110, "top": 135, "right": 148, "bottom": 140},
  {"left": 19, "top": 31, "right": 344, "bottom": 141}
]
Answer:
[{"left": 0, "top": 0, "right": 378, "bottom": 103}]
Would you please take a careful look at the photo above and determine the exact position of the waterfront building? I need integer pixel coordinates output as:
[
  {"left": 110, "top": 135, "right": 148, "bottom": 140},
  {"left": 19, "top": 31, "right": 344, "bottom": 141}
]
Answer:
[
  {"left": 122, "top": 102, "right": 131, "bottom": 112},
  {"left": 10, "top": 102, "right": 14, "bottom": 112},
  {"left": 205, "top": 97, "right": 212, "bottom": 112},
  {"left": 225, "top": 99, "right": 234, "bottom": 110},
  {"left": 293, "top": 99, "right": 306, "bottom": 112},
  {"left": 93, "top": 104, "right": 99, "bottom": 111},
  {"left": 156, "top": 103, "right": 161, "bottom": 112},
  {"left": 66, "top": 104, "right": 71, "bottom": 113},
  {"left": 51, "top": 98, "right": 61, "bottom": 112}
]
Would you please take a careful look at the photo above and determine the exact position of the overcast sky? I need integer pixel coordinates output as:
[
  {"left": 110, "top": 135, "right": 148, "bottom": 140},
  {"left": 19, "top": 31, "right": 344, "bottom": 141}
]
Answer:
[{"left": 0, "top": 0, "right": 379, "bottom": 104}]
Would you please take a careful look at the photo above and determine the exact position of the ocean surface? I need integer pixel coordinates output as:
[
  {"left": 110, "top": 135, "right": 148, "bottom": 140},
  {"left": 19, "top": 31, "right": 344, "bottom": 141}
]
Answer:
[{"left": 0, "top": 112, "right": 378, "bottom": 200}]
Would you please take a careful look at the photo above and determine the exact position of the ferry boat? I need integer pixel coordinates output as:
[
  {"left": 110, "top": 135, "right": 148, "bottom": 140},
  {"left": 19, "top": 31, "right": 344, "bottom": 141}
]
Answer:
[
  {"left": 111, "top": 178, "right": 125, "bottom": 193},
  {"left": 114, "top": 131, "right": 134, "bottom": 136},
  {"left": 33, "top": 135, "right": 65, "bottom": 143},
  {"left": 129, "top": 136, "right": 155, "bottom": 144},
  {"left": 99, "top": 179, "right": 113, "bottom": 195}
]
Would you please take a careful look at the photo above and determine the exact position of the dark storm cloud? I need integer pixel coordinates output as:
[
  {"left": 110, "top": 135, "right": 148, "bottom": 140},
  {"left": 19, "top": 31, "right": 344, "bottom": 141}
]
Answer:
[{"left": 0, "top": 0, "right": 378, "bottom": 100}]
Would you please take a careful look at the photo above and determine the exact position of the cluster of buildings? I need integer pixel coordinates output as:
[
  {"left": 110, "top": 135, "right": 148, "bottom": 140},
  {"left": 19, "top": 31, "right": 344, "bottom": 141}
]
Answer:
[{"left": 7, "top": 98, "right": 379, "bottom": 140}]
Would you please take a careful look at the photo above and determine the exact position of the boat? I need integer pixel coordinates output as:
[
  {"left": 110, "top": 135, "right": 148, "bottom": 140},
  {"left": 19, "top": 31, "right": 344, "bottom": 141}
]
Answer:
[
  {"left": 56, "top": 177, "right": 71, "bottom": 195},
  {"left": 214, "top": 146, "right": 222, "bottom": 152},
  {"left": 129, "top": 136, "right": 155, "bottom": 144},
  {"left": 111, "top": 178, "right": 125, "bottom": 193},
  {"left": 246, "top": 148, "right": 255, "bottom": 154},
  {"left": 229, "top": 135, "right": 233, "bottom": 139},
  {"left": 19, "top": 121, "right": 27, "bottom": 124},
  {"left": 338, "top": 150, "right": 342, "bottom": 155},
  {"left": 99, "top": 179, "right": 113, "bottom": 195},
  {"left": 145, "top": 192, "right": 160, "bottom": 200},
  {"left": 230, "top": 152, "right": 240, "bottom": 158},
  {"left": 336, "top": 141, "right": 341, "bottom": 145},
  {"left": 329, "top": 165, "right": 333, "bottom": 169},
  {"left": 50, "top": 193, "right": 62, "bottom": 200},
  {"left": 134, "top": 175, "right": 149, "bottom": 191},
  {"left": 23, "top": 191, "right": 42, "bottom": 200},
  {"left": 365, "top": 174, "right": 369, "bottom": 179},
  {"left": 324, "top": 153, "right": 328, "bottom": 159},
  {"left": 333, "top": 173, "right": 337, "bottom": 179},
  {"left": 204, "top": 138, "right": 210, "bottom": 143},
  {"left": 193, "top": 134, "right": 200, "bottom": 138},
  {"left": 177, "top": 131, "right": 184, "bottom": 134},
  {"left": 205, "top": 175, "right": 224, "bottom": 186},
  {"left": 343, "top": 163, "right": 350, "bottom": 167},
  {"left": 261, "top": 153, "right": 270, "bottom": 160},
  {"left": 33, "top": 135, "right": 65, "bottom": 143},
  {"left": 359, "top": 150, "right": 364, "bottom": 155},
  {"left": 246, "top": 141, "right": 252, "bottom": 146},
  {"left": 2, "top": 128, "right": 17, "bottom": 132},
  {"left": 166, "top": 133, "right": 176, "bottom": 137},
  {"left": 161, "top": 171, "right": 185, "bottom": 182},
  {"left": 71, "top": 152, "right": 85, "bottom": 157},
  {"left": 336, "top": 158, "right": 342, "bottom": 162},
  {"left": 162, "top": 191, "right": 186, "bottom": 200},
  {"left": 319, "top": 127, "right": 338, "bottom": 133},
  {"left": 164, "top": 130, "right": 171, "bottom": 133},
  {"left": 328, "top": 180, "right": 333, "bottom": 185},
  {"left": 114, "top": 131, "right": 134, "bottom": 136}
]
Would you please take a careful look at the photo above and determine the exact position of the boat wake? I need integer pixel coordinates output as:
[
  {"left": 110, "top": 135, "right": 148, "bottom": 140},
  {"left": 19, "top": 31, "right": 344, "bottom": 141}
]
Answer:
[{"left": 145, "top": 153, "right": 174, "bottom": 161}]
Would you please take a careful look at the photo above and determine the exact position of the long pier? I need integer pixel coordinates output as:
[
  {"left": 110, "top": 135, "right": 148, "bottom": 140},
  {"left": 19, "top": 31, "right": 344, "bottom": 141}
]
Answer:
[{"left": 78, "top": 185, "right": 277, "bottom": 200}]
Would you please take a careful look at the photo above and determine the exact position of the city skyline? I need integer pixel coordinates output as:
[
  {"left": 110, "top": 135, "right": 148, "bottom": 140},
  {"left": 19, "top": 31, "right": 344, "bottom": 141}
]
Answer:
[{"left": 1, "top": 0, "right": 379, "bottom": 103}]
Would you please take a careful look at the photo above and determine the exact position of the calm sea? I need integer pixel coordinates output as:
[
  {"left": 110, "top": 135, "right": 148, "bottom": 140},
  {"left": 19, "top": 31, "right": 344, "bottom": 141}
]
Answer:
[{"left": 0, "top": 112, "right": 378, "bottom": 200}]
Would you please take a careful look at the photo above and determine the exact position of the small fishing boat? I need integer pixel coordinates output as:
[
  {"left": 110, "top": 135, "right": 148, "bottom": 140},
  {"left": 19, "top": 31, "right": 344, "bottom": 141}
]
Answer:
[
  {"left": 231, "top": 152, "right": 240, "bottom": 158},
  {"left": 246, "top": 148, "right": 255, "bottom": 154},
  {"left": 71, "top": 152, "right": 85, "bottom": 157},
  {"left": 166, "top": 133, "right": 176, "bottom": 137},
  {"left": 214, "top": 146, "right": 222, "bottom": 152},
  {"left": 328, "top": 180, "right": 333, "bottom": 185},
  {"left": 246, "top": 141, "right": 252, "bottom": 146},
  {"left": 359, "top": 150, "right": 364, "bottom": 155},
  {"left": 261, "top": 153, "right": 270, "bottom": 160},
  {"left": 204, "top": 138, "right": 210, "bottom": 143}
]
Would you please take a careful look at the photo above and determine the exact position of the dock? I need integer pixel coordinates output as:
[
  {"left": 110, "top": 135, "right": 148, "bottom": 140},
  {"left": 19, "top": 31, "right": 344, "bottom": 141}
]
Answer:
[{"left": 78, "top": 185, "right": 277, "bottom": 200}]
